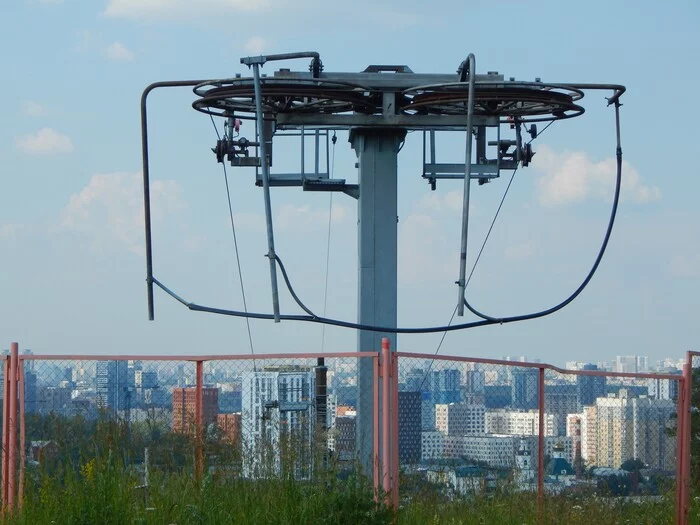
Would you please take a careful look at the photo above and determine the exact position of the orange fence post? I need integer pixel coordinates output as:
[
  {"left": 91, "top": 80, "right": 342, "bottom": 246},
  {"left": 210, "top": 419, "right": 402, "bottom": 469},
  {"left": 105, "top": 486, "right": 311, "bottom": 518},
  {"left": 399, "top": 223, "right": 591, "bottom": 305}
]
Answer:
[
  {"left": 675, "top": 371, "right": 686, "bottom": 525},
  {"left": 7, "top": 343, "right": 18, "bottom": 513},
  {"left": 391, "top": 350, "right": 399, "bottom": 510},
  {"left": 537, "top": 366, "right": 545, "bottom": 518},
  {"left": 195, "top": 360, "right": 204, "bottom": 481},
  {"left": 381, "top": 338, "right": 391, "bottom": 504},
  {"left": 373, "top": 355, "right": 380, "bottom": 500},
  {"left": 2, "top": 356, "right": 10, "bottom": 511},
  {"left": 17, "top": 360, "right": 24, "bottom": 511},
  {"left": 681, "top": 358, "right": 692, "bottom": 524}
]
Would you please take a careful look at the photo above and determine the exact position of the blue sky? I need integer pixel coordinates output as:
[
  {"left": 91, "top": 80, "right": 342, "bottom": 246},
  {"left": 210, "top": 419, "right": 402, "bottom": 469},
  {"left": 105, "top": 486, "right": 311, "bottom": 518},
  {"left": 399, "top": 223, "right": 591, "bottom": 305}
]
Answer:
[{"left": 1, "top": 0, "right": 698, "bottom": 366}]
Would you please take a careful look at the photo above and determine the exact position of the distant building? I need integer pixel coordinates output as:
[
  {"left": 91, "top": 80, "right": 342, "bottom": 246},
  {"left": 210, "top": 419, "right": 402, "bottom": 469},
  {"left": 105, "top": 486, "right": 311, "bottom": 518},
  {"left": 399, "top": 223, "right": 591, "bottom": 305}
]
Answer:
[
  {"left": 398, "top": 391, "right": 421, "bottom": 462},
  {"left": 428, "top": 369, "right": 461, "bottom": 404},
  {"left": 615, "top": 356, "right": 648, "bottom": 374},
  {"left": 544, "top": 384, "right": 578, "bottom": 436},
  {"left": 485, "top": 410, "right": 557, "bottom": 437},
  {"left": 435, "top": 403, "right": 486, "bottom": 436},
  {"left": 577, "top": 364, "right": 607, "bottom": 407},
  {"left": 648, "top": 368, "right": 681, "bottom": 401},
  {"left": 241, "top": 367, "right": 316, "bottom": 478},
  {"left": 96, "top": 361, "right": 129, "bottom": 413},
  {"left": 592, "top": 389, "right": 675, "bottom": 469},
  {"left": 24, "top": 368, "right": 37, "bottom": 414},
  {"left": 172, "top": 387, "right": 219, "bottom": 435},
  {"left": 331, "top": 416, "right": 356, "bottom": 461},
  {"left": 511, "top": 369, "right": 538, "bottom": 410},
  {"left": 216, "top": 412, "right": 242, "bottom": 445}
]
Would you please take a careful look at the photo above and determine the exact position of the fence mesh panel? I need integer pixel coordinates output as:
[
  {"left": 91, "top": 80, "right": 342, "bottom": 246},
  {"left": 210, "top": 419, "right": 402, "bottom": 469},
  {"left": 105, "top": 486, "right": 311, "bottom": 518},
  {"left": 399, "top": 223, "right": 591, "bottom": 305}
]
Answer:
[
  {"left": 19, "top": 355, "right": 374, "bottom": 486},
  {"left": 395, "top": 355, "right": 679, "bottom": 507}
]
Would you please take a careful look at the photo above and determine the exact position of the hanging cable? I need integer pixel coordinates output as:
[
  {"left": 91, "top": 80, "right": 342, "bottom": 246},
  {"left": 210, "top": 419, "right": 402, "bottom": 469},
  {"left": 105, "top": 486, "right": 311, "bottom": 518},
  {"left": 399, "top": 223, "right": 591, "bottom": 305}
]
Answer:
[
  {"left": 320, "top": 132, "right": 337, "bottom": 353},
  {"left": 209, "top": 115, "right": 257, "bottom": 370},
  {"left": 153, "top": 97, "right": 623, "bottom": 336},
  {"left": 418, "top": 163, "right": 521, "bottom": 389},
  {"left": 463, "top": 100, "right": 623, "bottom": 323}
]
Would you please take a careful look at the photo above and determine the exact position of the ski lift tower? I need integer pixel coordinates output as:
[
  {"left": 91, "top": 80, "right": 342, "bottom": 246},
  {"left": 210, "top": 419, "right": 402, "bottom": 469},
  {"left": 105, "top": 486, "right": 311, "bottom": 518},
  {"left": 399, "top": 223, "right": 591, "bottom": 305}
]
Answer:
[{"left": 141, "top": 51, "right": 624, "bottom": 474}]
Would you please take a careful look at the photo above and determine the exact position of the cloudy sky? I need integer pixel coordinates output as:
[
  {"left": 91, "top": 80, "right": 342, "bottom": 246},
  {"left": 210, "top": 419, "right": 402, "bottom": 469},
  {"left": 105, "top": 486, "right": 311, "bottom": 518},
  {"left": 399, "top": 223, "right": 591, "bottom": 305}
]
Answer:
[{"left": 1, "top": 0, "right": 697, "bottom": 367}]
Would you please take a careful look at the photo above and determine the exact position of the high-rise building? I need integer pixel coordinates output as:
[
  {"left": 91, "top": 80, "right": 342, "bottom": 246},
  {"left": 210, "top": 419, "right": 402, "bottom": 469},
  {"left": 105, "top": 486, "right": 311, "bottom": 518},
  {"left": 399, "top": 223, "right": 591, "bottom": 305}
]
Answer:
[
  {"left": 485, "top": 409, "right": 558, "bottom": 437},
  {"left": 435, "top": 403, "right": 486, "bottom": 435},
  {"left": 615, "top": 355, "right": 648, "bottom": 374},
  {"left": 96, "top": 361, "right": 129, "bottom": 413},
  {"left": 544, "top": 384, "right": 579, "bottom": 436},
  {"left": 429, "top": 369, "right": 461, "bottom": 404},
  {"left": 398, "top": 391, "right": 421, "bottom": 462},
  {"left": 135, "top": 370, "right": 160, "bottom": 406},
  {"left": 241, "top": 367, "right": 316, "bottom": 478},
  {"left": 511, "top": 368, "right": 539, "bottom": 410},
  {"left": 648, "top": 368, "right": 681, "bottom": 401},
  {"left": 577, "top": 364, "right": 607, "bottom": 407},
  {"left": 24, "top": 368, "right": 37, "bottom": 414},
  {"left": 331, "top": 416, "right": 356, "bottom": 461},
  {"left": 217, "top": 412, "right": 242, "bottom": 445},
  {"left": 172, "top": 387, "right": 219, "bottom": 435},
  {"left": 592, "top": 389, "right": 675, "bottom": 470}
]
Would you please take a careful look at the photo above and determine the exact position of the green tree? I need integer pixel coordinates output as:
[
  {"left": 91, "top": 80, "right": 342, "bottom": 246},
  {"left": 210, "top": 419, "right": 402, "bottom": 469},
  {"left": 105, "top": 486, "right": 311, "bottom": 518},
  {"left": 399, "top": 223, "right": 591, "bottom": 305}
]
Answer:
[{"left": 620, "top": 458, "right": 646, "bottom": 472}]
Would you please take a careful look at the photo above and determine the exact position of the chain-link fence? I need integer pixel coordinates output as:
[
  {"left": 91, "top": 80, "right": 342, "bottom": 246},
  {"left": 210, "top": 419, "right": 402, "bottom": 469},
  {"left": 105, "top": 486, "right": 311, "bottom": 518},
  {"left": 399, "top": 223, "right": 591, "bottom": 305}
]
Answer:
[
  {"left": 394, "top": 351, "right": 684, "bottom": 520},
  {"left": 2, "top": 350, "right": 379, "bottom": 512},
  {"left": 1, "top": 345, "right": 692, "bottom": 522}
]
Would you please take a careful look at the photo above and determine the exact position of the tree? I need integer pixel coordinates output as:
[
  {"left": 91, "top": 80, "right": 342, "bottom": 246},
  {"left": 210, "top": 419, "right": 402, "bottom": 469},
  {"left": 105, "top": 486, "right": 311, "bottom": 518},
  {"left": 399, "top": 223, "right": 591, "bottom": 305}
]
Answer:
[{"left": 620, "top": 458, "right": 646, "bottom": 473}]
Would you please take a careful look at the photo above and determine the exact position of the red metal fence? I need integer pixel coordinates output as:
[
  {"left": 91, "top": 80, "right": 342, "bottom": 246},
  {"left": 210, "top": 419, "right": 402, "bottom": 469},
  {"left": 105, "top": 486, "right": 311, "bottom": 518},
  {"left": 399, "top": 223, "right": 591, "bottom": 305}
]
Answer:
[{"left": 1, "top": 340, "right": 694, "bottom": 523}]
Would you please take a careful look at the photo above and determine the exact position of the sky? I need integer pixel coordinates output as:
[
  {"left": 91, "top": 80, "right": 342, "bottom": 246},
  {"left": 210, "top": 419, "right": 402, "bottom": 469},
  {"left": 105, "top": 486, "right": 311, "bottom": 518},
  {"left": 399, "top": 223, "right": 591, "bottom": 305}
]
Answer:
[{"left": 0, "top": 0, "right": 698, "bottom": 367}]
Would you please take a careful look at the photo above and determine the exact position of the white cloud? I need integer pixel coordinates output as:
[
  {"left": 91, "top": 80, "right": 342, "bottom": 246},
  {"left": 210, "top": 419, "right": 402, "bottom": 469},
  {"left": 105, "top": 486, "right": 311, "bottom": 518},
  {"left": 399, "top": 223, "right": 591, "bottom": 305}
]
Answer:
[
  {"left": 15, "top": 128, "right": 74, "bottom": 155},
  {"left": 669, "top": 254, "right": 700, "bottom": 278},
  {"left": 105, "top": 42, "right": 134, "bottom": 62},
  {"left": 243, "top": 36, "right": 269, "bottom": 55},
  {"left": 534, "top": 145, "right": 661, "bottom": 206},
  {"left": 58, "top": 172, "right": 185, "bottom": 254},
  {"left": 104, "top": 0, "right": 269, "bottom": 18},
  {"left": 22, "top": 101, "right": 47, "bottom": 117}
]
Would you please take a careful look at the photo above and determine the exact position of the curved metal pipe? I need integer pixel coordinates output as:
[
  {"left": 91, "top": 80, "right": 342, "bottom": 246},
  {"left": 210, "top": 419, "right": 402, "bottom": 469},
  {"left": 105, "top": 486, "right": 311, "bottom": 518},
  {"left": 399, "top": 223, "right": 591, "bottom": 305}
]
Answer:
[
  {"left": 456, "top": 53, "right": 476, "bottom": 316},
  {"left": 141, "top": 80, "right": 209, "bottom": 320}
]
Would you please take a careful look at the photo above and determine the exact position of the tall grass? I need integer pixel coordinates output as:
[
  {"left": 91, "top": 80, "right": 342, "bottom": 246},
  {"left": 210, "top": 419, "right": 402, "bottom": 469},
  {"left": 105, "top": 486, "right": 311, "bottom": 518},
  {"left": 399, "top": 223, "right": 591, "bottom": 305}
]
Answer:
[
  {"left": 9, "top": 413, "right": 683, "bottom": 524},
  {"left": 4, "top": 452, "right": 680, "bottom": 525}
]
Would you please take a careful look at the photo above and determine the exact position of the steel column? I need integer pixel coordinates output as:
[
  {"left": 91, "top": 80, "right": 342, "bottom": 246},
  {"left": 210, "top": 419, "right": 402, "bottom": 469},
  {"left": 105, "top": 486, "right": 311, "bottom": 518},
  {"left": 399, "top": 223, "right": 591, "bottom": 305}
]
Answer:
[
  {"left": 195, "top": 360, "right": 204, "bottom": 481},
  {"left": 351, "top": 128, "right": 405, "bottom": 475}
]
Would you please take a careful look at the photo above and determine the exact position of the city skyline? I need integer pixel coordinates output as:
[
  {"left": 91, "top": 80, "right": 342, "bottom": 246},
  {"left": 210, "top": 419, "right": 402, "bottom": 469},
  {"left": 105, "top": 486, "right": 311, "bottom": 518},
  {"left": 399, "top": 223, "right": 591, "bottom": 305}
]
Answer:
[{"left": 1, "top": 1, "right": 698, "bottom": 366}]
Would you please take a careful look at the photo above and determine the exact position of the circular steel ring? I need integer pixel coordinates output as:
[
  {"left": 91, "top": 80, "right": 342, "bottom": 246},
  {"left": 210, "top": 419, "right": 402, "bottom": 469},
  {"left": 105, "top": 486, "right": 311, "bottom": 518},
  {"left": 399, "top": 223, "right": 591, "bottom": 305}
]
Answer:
[
  {"left": 402, "top": 82, "right": 585, "bottom": 122},
  {"left": 192, "top": 78, "right": 380, "bottom": 117}
]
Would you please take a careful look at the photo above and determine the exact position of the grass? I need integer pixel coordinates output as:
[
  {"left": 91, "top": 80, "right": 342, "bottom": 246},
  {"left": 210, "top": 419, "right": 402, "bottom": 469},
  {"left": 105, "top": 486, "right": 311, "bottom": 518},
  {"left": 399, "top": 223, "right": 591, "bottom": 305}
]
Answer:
[
  {"left": 10, "top": 414, "right": 687, "bottom": 524},
  {"left": 2, "top": 453, "right": 684, "bottom": 525}
]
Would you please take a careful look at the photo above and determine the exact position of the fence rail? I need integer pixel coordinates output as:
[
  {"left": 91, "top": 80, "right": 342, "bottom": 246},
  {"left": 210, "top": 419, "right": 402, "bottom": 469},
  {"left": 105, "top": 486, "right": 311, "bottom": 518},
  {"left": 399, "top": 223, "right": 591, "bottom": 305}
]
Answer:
[{"left": 1, "top": 341, "right": 694, "bottom": 523}]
